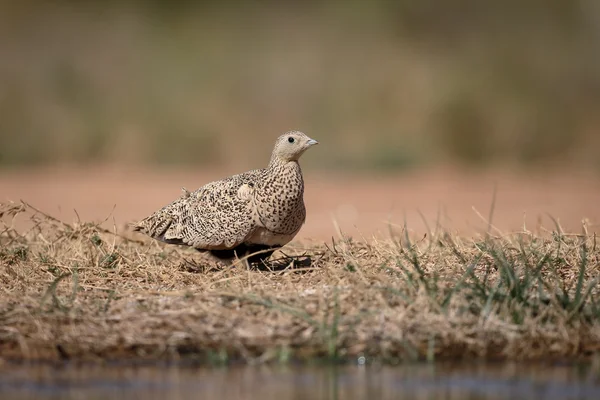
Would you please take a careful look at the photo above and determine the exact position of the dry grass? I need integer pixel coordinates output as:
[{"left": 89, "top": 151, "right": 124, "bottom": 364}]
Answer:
[{"left": 1, "top": 201, "right": 599, "bottom": 365}]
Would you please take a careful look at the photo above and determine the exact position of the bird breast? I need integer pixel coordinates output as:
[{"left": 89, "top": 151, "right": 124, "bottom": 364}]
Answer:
[{"left": 253, "top": 162, "right": 306, "bottom": 237}]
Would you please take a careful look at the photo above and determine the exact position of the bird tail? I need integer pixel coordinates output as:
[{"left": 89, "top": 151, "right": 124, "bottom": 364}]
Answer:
[{"left": 129, "top": 221, "right": 145, "bottom": 232}]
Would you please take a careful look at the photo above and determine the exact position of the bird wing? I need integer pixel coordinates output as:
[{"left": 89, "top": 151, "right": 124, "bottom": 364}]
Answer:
[{"left": 134, "top": 170, "right": 261, "bottom": 250}]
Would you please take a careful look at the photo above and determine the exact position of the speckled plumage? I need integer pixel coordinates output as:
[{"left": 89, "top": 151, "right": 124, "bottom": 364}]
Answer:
[{"left": 133, "top": 131, "right": 318, "bottom": 264}]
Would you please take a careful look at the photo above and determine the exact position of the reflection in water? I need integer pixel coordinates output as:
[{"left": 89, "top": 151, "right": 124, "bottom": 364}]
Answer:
[{"left": 0, "top": 361, "right": 599, "bottom": 400}]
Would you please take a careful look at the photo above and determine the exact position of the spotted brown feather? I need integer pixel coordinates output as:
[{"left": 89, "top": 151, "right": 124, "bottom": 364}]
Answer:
[{"left": 133, "top": 131, "right": 318, "bottom": 264}]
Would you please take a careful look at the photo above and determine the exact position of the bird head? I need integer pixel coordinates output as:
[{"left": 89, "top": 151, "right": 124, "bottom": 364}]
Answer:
[{"left": 272, "top": 131, "right": 318, "bottom": 163}]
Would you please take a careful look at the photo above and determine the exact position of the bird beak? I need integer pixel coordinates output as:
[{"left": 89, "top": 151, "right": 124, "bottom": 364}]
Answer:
[{"left": 307, "top": 139, "right": 319, "bottom": 146}]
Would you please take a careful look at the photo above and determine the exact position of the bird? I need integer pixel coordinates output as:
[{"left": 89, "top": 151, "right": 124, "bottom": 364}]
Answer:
[{"left": 133, "top": 131, "right": 318, "bottom": 265}]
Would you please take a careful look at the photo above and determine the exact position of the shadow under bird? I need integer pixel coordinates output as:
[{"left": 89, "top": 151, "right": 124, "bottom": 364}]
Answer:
[{"left": 133, "top": 131, "right": 318, "bottom": 265}]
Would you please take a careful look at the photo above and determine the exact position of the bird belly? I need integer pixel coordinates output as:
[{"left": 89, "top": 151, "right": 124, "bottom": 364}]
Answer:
[{"left": 247, "top": 226, "right": 298, "bottom": 247}]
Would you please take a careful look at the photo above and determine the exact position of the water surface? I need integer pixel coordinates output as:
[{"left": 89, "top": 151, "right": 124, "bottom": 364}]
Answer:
[{"left": 0, "top": 361, "right": 598, "bottom": 400}]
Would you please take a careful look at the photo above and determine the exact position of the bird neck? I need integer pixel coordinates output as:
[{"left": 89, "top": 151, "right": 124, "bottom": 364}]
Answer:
[
  {"left": 267, "top": 157, "right": 304, "bottom": 192},
  {"left": 268, "top": 156, "right": 300, "bottom": 170}
]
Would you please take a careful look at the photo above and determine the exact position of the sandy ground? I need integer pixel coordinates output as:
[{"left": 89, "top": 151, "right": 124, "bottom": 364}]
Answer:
[{"left": 1, "top": 165, "right": 599, "bottom": 241}]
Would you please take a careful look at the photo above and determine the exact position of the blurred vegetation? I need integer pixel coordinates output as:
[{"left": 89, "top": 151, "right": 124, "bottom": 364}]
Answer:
[{"left": 0, "top": 0, "right": 599, "bottom": 170}]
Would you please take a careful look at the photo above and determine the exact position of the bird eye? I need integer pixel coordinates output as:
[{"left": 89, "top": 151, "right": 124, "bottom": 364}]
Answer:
[{"left": 288, "top": 137, "right": 295, "bottom": 143}]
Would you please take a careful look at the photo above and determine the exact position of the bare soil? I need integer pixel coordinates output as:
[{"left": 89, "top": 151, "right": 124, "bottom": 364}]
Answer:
[
  {"left": 1, "top": 165, "right": 598, "bottom": 240},
  {"left": 0, "top": 200, "right": 598, "bottom": 364}
]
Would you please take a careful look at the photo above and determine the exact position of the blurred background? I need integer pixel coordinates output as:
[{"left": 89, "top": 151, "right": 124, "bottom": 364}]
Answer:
[{"left": 1, "top": 0, "right": 599, "bottom": 237}]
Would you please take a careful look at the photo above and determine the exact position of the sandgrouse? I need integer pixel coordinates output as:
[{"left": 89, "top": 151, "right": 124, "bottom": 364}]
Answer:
[{"left": 133, "top": 131, "right": 318, "bottom": 264}]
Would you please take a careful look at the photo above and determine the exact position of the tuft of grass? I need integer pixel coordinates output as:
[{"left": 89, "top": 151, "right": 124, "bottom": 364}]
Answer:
[{"left": 0, "top": 200, "right": 599, "bottom": 364}]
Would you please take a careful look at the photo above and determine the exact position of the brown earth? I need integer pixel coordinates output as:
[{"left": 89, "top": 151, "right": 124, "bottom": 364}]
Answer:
[
  {"left": 1, "top": 165, "right": 599, "bottom": 241},
  {"left": 1, "top": 167, "right": 600, "bottom": 364}
]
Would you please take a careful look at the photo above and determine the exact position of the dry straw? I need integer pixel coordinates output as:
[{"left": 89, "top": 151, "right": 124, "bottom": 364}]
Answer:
[{"left": 0, "top": 201, "right": 599, "bottom": 364}]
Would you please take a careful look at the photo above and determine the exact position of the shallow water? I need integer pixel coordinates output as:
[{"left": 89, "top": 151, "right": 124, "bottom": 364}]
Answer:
[{"left": 0, "top": 361, "right": 598, "bottom": 400}]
